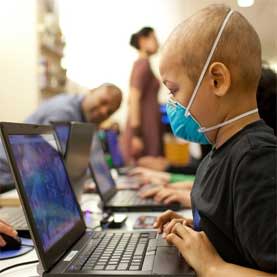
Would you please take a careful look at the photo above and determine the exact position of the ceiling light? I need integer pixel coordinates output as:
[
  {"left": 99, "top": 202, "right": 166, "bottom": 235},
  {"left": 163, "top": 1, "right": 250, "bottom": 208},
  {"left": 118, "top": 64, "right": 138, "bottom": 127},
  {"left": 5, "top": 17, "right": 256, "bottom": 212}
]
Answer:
[{"left": 237, "top": 0, "right": 255, "bottom": 7}]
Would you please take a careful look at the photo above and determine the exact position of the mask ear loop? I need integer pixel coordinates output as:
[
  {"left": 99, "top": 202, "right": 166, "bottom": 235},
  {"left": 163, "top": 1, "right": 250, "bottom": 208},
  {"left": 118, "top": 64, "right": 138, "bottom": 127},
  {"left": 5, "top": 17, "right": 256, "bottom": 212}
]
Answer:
[
  {"left": 198, "top": 108, "right": 258, "bottom": 133},
  {"left": 184, "top": 9, "right": 234, "bottom": 118}
]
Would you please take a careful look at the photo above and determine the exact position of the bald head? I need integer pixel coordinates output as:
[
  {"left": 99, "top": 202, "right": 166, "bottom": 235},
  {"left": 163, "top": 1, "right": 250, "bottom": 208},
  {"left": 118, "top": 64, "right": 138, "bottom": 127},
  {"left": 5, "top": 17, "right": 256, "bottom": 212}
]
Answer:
[
  {"left": 161, "top": 4, "right": 262, "bottom": 91},
  {"left": 82, "top": 83, "right": 122, "bottom": 124}
]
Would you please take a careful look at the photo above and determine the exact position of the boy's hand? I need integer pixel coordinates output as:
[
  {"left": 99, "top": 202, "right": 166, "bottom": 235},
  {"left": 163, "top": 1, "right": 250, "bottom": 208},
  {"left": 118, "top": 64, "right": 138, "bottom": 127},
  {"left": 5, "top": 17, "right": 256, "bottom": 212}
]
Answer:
[
  {"left": 0, "top": 219, "right": 18, "bottom": 247},
  {"left": 153, "top": 210, "right": 192, "bottom": 234},
  {"left": 166, "top": 223, "right": 223, "bottom": 276}
]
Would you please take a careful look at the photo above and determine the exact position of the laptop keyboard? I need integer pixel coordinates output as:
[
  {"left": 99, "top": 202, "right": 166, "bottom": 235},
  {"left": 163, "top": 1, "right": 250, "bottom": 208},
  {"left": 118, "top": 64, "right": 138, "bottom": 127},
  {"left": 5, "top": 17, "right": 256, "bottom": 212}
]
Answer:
[
  {"left": 109, "top": 190, "right": 157, "bottom": 206},
  {"left": 68, "top": 231, "right": 157, "bottom": 272}
]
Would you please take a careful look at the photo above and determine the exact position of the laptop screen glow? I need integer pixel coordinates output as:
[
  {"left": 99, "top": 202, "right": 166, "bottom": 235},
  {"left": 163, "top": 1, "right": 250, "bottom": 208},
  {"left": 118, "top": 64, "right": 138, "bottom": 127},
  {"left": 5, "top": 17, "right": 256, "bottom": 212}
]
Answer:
[
  {"left": 106, "top": 130, "right": 124, "bottom": 168},
  {"left": 8, "top": 134, "right": 81, "bottom": 251},
  {"left": 90, "top": 134, "right": 115, "bottom": 195}
]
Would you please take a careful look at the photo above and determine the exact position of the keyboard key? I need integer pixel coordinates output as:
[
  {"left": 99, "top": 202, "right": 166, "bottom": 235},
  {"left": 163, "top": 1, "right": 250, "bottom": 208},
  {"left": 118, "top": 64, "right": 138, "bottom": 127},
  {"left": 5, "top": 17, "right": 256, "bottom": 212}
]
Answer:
[
  {"left": 130, "top": 265, "right": 140, "bottom": 270},
  {"left": 94, "top": 265, "right": 105, "bottom": 270},
  {"left": 134, "top": 244, "right": 146, "bottom": 256},
  {"left": 106, "top": 265, "right": 117, "bottom": 270},
  {"left": 142, "top": 254, "right": 155, "bottom": 271},
  {"left": 117, "top": 263, "right": 129, "bottom": 270}
]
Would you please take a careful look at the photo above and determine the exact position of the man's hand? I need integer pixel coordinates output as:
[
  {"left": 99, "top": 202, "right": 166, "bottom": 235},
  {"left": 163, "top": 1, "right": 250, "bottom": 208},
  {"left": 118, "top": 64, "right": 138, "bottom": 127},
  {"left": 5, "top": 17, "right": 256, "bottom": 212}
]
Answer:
[
  {"left": 166, "top": 223, "right": 223, "bottom": 277},
  {"left": 0, "top": 219, "right": 18, "bottom": 247}
]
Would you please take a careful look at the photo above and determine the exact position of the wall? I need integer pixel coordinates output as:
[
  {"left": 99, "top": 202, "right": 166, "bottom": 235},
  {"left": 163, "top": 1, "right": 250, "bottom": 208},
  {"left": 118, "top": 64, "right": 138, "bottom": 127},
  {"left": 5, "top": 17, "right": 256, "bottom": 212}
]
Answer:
[
  {"left": 58, "top": 0, "right": 277, "bottom": 126},
  {"left": 0, "top": 0, "right": 38, "bottom": 122},
  {"left": 58, "top": 0, "right": 186, "bottom": 125}
]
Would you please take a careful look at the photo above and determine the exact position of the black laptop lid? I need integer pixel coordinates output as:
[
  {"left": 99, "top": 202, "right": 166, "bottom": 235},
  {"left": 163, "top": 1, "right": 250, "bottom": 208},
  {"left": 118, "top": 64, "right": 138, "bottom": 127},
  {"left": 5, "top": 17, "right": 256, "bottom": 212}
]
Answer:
[
  {"left": 89, "top": 133, "right": 116, "bottom": 201},
  {"left": 65, "top": 122, "right": 95, "bottom": 195},
  {"left": 0, "top": 123, "right": 85, "bottom": 271}
]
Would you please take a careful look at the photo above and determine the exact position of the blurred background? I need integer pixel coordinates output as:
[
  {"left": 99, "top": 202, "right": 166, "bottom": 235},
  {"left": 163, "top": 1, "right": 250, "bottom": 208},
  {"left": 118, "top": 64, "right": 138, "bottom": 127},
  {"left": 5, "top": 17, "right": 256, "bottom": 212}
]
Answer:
[{"left": 0, "top": 0, "right": 276, "bottom": 124}]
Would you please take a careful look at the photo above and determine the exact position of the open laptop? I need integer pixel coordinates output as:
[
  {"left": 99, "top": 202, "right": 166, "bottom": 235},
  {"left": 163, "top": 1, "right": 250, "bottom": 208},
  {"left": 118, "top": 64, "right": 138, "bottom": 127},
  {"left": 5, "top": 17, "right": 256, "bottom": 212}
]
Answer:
[
  {"left": 0, "top": 122, "right": 194, "bottom": 276},
  {"left": 89, "top": 133, "right": 181, "bottom": 212},
  {"left": 57, "top": 122, "right": 95, "bottom": 200},
  {"left": 0, "top": 122, "right": 94, "bottom": 235},
  {"left": 105, "top": 130, "right": 133, "bottom": 175}
]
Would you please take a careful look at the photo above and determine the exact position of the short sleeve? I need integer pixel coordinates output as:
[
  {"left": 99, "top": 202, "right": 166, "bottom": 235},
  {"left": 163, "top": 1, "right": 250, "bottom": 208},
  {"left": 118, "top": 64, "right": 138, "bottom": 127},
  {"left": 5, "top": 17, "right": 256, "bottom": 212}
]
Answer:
[
  {"left": 233, "top": 146, "right": 277, "bottom": 273},
  {"left": 130, "top": 59, "right": 150, "bottom": 91}
]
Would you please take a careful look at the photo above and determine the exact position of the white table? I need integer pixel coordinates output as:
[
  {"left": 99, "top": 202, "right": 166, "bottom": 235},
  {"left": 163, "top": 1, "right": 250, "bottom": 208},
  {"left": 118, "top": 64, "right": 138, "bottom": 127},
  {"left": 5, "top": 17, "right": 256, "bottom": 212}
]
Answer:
[{"left": 0, "top": 193, "right": 192, "bottom": 277}]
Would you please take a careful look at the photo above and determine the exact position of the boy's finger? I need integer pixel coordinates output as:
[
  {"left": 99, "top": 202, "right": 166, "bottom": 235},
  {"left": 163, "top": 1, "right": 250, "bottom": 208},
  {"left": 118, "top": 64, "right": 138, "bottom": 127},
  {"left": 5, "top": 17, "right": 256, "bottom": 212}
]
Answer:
[
  {"left": 153, "top": 210, "right": 175, "bottom": 228},
  {"left": 163, "top": 218, "right": 184, "bottom": 235},
  {"left": 172, "top": 222, "right": 189, "bottom": 239},
  {"left": 166, "top": 233, "right": 184, "bottom": 249}
]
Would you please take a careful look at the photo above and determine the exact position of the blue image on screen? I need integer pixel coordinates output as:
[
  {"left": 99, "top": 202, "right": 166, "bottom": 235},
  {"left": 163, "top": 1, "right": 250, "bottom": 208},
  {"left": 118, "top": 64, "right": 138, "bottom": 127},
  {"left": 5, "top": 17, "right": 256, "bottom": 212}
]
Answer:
[
  {"left": 9, "top": 134, "right": 81, "bottom": 251},
  {"left": 54, "top": 125, "right": 70, "bottom": 155},
  {"left": 106, "top": 130, "right": 124, "bottom": 168},
  {"left": 90, "top": 134, "right": 115, "bottom": 195}
]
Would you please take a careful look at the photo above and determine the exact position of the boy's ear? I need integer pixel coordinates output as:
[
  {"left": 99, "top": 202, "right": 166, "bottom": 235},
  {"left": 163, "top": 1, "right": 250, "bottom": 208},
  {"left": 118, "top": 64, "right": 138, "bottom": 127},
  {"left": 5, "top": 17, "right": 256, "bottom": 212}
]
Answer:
[{"left": 208, "top": 62, "right": 231, "bottom": 97}]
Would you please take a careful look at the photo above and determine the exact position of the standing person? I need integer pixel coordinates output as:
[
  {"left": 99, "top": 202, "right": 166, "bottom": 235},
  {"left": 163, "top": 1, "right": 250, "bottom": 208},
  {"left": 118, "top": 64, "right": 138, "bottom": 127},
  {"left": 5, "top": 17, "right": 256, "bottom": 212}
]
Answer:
[{"left": 123, "top": 27, "right": 162, "bottom": 163}]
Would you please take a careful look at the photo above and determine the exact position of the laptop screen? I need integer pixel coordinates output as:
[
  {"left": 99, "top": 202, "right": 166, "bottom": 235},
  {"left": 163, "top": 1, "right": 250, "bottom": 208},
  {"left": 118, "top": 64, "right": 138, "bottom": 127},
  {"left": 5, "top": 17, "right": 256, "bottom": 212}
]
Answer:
[
  {"left": 53, "top": 124, "right": 70, "bottom": 155},
  {"left": 90, "top": 134, "right": 115, "bottom": 195},
  {"left": 105, "top": 130, "right": 124, "bottom": 168},
  {"left": 8, "top": 134, "right": 81, "bottom": 251}
]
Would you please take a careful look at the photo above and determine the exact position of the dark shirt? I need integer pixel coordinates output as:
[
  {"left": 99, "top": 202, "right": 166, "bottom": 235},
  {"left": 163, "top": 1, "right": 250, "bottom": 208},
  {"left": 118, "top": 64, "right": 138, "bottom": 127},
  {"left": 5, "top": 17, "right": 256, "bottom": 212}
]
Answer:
[{"left": 191, "top": 120, "right": 277, "bottom": 273}]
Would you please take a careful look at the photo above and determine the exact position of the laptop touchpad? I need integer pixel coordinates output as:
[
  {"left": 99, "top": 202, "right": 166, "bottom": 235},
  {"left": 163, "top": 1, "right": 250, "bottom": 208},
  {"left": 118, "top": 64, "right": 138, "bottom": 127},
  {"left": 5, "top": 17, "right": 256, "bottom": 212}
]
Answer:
[{"left": 153, "top": 247, "right": 195, "bottom": 275}]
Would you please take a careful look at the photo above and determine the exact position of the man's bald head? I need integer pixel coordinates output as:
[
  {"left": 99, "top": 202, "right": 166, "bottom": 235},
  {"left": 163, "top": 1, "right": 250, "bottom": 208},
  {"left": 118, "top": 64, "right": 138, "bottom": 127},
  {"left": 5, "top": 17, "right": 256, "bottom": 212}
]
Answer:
[
  {"left": 82, "top": 83, "right": 122, "bottom": 124},
  {"left": 161, "top": 4, "right": 262, "bottom": 91}
]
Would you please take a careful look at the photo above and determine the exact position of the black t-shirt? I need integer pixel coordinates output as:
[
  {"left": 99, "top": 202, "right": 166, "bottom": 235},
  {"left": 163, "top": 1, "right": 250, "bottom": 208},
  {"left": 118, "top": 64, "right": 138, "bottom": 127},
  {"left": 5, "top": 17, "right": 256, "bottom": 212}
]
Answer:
[{"left": 191, "top": 120, "right": 277, "bottom": 273}]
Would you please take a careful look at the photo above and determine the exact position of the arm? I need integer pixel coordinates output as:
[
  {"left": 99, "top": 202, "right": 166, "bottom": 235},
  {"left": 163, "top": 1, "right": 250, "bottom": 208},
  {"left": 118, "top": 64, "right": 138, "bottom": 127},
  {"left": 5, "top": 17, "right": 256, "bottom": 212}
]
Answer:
[
  {"left": 208, "top": 261, "right": 276, "bottom": 277},
  {"left": 166, "top": 223, "right": 276, "bottom": 277},
  {"left": 129, "top": 87, "right": 142, "bottom": 132}
]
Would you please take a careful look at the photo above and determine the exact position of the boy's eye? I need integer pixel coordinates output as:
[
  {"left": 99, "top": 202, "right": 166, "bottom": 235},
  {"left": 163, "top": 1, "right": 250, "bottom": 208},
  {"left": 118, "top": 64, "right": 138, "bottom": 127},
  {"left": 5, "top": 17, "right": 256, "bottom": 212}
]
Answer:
[{"left": 169, "top": 89, "right": 178, "bottom": 96}]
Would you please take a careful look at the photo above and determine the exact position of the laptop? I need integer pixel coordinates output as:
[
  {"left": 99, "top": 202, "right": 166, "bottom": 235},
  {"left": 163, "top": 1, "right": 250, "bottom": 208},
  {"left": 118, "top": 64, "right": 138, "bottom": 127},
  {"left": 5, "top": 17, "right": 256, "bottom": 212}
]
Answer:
[
  {"left": 105, "top": 129, "right": 133, "bottom": 175},
  {"left": 57, "top": 122, "right": 95, "bottom": 200},
  {"left": 0, "top": 122, "right": 94, "bottom": 235},
  {"left": 89, "top": 133, "right": 181, "bottom": 212},
  {"left": 0, "top": 122, "right": 194, "bottom": 276}
]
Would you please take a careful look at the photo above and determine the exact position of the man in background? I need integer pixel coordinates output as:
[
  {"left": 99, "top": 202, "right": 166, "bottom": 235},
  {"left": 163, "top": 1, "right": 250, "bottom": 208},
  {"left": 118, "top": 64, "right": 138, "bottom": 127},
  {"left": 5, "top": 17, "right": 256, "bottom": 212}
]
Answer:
[
  {"left": 25, "top": 83, "right": 122, "bottom": 125},
  {"left": 0, "top": 83, "right": 122, "bottom": 191}
]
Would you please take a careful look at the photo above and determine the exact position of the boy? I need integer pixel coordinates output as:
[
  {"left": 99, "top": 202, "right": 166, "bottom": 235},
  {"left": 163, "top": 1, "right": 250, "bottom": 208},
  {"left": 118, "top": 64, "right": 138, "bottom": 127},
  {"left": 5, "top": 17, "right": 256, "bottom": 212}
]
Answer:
[{"left": 155, "top": 4, "right": 276, "bottom": 276}]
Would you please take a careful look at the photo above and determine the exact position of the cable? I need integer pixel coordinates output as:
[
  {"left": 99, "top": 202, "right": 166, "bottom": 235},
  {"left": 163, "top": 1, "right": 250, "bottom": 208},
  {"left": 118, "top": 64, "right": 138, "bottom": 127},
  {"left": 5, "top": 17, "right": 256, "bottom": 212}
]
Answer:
[{"left": 0, "top": 259, "right": 38, "bottom": 274}]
